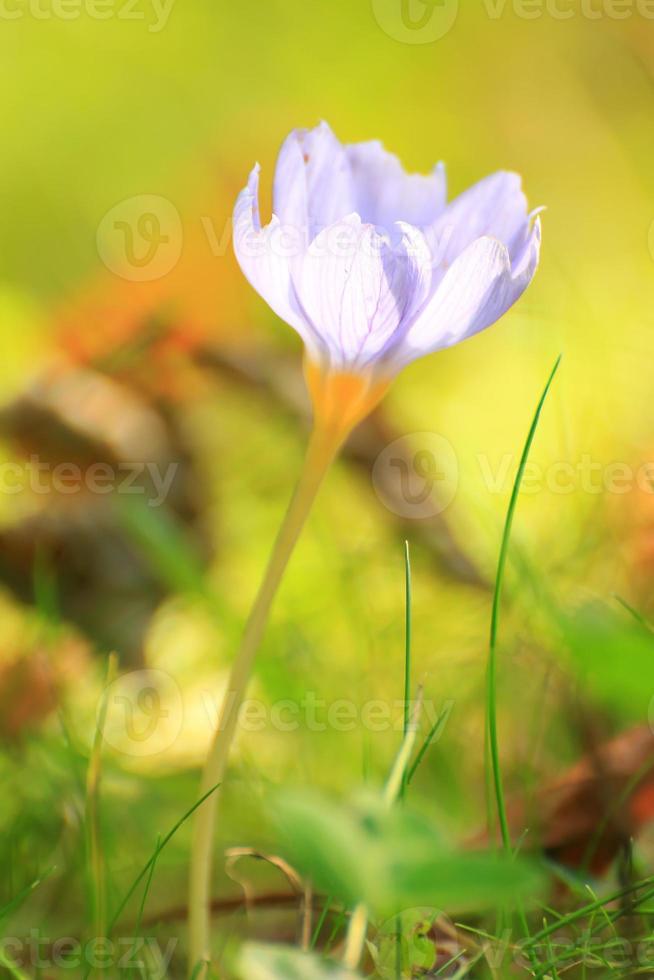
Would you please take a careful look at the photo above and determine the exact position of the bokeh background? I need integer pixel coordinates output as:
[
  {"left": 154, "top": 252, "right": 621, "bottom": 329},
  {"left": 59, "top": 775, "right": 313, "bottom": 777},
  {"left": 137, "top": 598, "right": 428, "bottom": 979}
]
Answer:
[{"left": 1, "top": 0, "right": 654, "bottom": 969}]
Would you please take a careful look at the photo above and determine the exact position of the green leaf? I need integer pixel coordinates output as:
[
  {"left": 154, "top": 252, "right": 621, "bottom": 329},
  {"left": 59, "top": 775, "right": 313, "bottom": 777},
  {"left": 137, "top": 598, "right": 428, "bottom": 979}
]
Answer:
[
  {"left": 237, "top": 944, "right": 361, "bottom": 980},
  {"left": 386, "top": 849, "right": 542, "bottom": 915},
  {"left": 273, "top": 790, "right": 543, "bottom": 919},
  {"left": 273, "top": 792, "right": 372, "bottom": 909},
  {"left": 561, "top": 603, "right": 654, "bottom": 717}
]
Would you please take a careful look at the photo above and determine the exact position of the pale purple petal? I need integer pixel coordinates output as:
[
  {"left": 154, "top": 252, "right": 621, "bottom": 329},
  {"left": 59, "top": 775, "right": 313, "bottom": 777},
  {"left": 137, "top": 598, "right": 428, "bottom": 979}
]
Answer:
[
  {"left": 233, "top": 164, "right": 323, "bottom": 358},
  {"left": 392, "top": 222, "right": 433, "bottom": 323},
  {"left": 291, "top": 215, "right": 431, "bottom": 371},
  {"left": 391, "top": 218, "right": 541, "bottom": 367},
  {"left": 273, "top": 121, "right": 355, "bottom": 242},
  {"left": 233, "top": 125, "right": 543, "bottom": 378},
  {"left": 425, "top": 171, "right": 532, "bottom": 292},
  {"left": 271, "top": 132, "right": 308, "bottom": 237},
  {"left": 346, "top": 140, "right": 446, "bottom": 237}
]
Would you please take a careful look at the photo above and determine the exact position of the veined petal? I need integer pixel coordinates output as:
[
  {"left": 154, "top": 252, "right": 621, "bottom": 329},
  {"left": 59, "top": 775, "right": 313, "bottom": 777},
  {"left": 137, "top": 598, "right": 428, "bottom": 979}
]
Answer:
[
  {"left": 346, "top": 140, "right": 446, "bottom": 236},
  {"left": 393, "top": 221, "right": 433, "bottom": 321},
  {"left": 271, "top": 133, "right": 308, "bottom": 237},
  {"left": 393, "top": 218, "right": 541, "bottom": 367},
  {"left": 273, "top": 121, "right": 355, "bottom": 242},
  {"left": 233, "top": 125, "right": 543, "bottom": 385},
  {"left": 425, "top": 171, "right": 533, "bottom": 290},
  {"left": 291, "top": 215, "right": 430, "bottom": 371},
  {"left": 373, "top": 221, "right": 432, "bottom": 366},
  {"left": 233, "top": 164, "right": 323, "bottom": 357}
]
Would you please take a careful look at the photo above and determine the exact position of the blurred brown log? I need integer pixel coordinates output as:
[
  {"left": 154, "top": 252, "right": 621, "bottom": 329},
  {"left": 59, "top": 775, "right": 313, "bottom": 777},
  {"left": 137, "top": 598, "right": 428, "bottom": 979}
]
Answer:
[
  {"left": 0, "top": 362, "right": 211, "bottom": 664},
  {"left": 482, "top": 725, "right": 654, "bottom": 877}
]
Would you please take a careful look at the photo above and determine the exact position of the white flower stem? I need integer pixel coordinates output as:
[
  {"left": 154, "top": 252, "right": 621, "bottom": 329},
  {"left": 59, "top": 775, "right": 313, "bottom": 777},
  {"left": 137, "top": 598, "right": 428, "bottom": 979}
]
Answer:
[
  {"left": 342, "top": 904, "right": 369, "bottom": 971},
  {"left": 187, "top": 422, "right": 343, "bottom": 978}
]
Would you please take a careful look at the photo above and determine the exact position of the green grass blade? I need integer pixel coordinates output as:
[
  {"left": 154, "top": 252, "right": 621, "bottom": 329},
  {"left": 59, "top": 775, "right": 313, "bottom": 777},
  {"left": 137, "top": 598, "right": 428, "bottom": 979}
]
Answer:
[
  {"left": 33, "top": 545, "right": 60, "bottom": 625},
  {"left": 85, "top": 654, "right": 117, "bottom": 947},
  {"left": 406, "top": 699, "right": 454, "bottom": 786},
  {"left": 524, "top": 875, "right": 654, "bottom": 949},
  {"left": 403, "top": 540, "right": 412, "bottom": 740},
  {"left": 0, "top": 947, "right": 30, "bottom": 980},
  {"left": 323, "top": 906, "right": 347, "bottom": 954},
  {"left": 128, "top": 831, "right": 163, "bottom": 978},
  {"left": 309, "top": 895, "right": 332, "bottom": 950},
  {"left": 486, "top": 354, "right": 562, "bottom": 853},
  {"left": 614, "top": 593, "right": 653, "bottom": 631},
  {"left": 399, "top": 543, "right": 413, "bottom": 980},
  {"left": 401, "top": 540, "right": 412, "bottom": 802},
  {"left": 107, "top": 781, "right": 221, "bottom": 935},
  {"left": 134, "top": 832, "right": 161, "bottom": 940},
  {"left": 0, "top": 867, "right": 55, "bottom": 922},
  {"left": 114, "top": 495, "right": 206, "bottom": 595}
]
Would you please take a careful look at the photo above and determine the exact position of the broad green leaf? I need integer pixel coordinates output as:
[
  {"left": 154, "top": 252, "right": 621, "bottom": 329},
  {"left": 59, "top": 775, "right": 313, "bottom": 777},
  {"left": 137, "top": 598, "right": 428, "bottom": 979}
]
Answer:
[
  {"left": 386, "top": 849, "right": 542, "bottom": 915},
  {"left": 273, "top": 790, "right": 543, "bottom": 918},
  {"left": 273, "top": 792, "right": 372, "bottom": 909}
]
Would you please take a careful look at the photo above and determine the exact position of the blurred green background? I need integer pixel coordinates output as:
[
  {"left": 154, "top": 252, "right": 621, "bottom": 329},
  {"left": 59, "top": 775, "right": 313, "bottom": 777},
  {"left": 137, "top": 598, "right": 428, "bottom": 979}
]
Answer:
[{"left": 1, "top": 0, "right": 654, "bottom": 969}]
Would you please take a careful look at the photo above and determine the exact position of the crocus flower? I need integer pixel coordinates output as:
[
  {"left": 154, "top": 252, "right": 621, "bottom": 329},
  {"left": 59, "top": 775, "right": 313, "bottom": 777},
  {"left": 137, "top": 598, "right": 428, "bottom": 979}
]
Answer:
[
  {"left": 234, "top": 120, "right": 541, "bottom": 438},
  {"left": 189, "top": 124, "right": 543, "bottom": 973}
]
